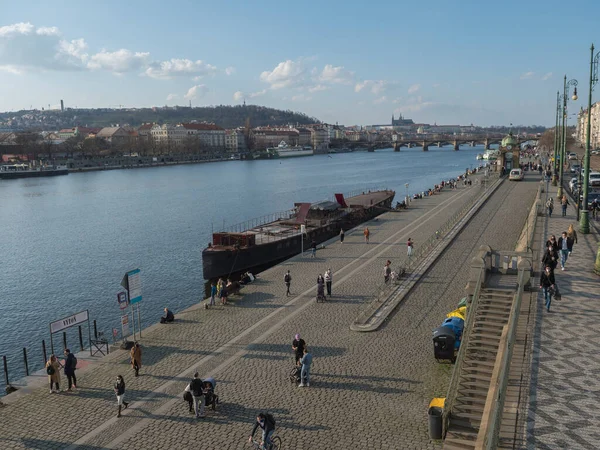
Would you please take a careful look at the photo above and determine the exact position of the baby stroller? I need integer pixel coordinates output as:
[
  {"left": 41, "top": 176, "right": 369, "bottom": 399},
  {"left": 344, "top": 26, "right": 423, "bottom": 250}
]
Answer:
[
  {"left": 316, "top": 282, "right": 326, "bottom": 303},
  {"left": 203, "top": 377, "right": 219, "bottom": 410},
  {"left": 289, "top": 366, "right": 301, "bottom": 384}
]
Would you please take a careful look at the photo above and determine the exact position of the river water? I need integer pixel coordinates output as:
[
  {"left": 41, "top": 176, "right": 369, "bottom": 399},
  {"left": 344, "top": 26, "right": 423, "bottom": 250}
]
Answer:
[{"left": 0, "top": 146, "right": 489, "bottom": 389}]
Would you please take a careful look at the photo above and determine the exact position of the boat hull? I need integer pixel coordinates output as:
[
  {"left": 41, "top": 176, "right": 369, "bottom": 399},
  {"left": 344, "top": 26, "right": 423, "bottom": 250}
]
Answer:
[
  {"left": 202, "top": 192, "right": 394, "bottom": 280},
  {"left": 0, "top": 169, "right": 69, "bottom": 179}
]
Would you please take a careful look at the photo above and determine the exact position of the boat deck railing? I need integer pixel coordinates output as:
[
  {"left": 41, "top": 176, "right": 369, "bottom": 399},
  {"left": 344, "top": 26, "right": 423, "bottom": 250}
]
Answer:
[{"left": 217, "top": 208, "right": 298, "bottom": 234}]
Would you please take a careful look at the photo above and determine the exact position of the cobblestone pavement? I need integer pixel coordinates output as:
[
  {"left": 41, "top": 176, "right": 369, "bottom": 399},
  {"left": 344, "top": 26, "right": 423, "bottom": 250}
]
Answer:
[
  {"left": 525, "top": 184, "right": 600, "bottom": 450},
  {"left": 0, "top": 174, "right": 539, "bottom": 450}
]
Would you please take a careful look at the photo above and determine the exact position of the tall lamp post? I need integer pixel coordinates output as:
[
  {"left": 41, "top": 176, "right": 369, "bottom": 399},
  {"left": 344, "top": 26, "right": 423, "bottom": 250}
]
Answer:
[
  {"left": 553, "top": 91, "right": 561, "bottom": 185},
  {"left": 580, "top": 44, "right": 599, "bottom": 234},
  {"left": 557, "top": 76, "right": 578, "bottom": 199}
]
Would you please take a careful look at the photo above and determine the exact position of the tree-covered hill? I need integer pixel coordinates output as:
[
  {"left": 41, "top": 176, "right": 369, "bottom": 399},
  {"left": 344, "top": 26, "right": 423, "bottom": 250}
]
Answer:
[{"left": 0, "top": 104, "right": 321, "bottom": 130}]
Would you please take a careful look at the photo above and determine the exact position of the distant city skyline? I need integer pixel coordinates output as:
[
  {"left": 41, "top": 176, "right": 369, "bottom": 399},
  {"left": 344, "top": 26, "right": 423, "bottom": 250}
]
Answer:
[{"left": 1, "top": 0, "right": 600, "bottom": 126}]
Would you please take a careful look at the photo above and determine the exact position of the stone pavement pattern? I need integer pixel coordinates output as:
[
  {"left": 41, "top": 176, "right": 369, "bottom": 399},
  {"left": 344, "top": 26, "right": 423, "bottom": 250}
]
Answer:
[
  {"left": 525, "top": 184, "right": 600, "bottom": 450},
  {"left": 0, "top": 174, "right": 538, "bottom": 450}
]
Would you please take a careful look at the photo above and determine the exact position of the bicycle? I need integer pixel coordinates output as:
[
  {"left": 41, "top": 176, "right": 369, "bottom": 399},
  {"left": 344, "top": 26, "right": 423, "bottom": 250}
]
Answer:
[{"left": 249, "top": 435, "right": 282, "bottom": 450}]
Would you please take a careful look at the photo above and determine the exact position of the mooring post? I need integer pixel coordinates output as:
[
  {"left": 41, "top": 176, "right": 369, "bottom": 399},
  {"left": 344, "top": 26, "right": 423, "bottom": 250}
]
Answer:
[
  {"left": 62, "top": 332, "right": 67, "bottom": 352},
  {"left": 42, "top": 340, "right": 47, "bottom": 365},
  {"left": 23, "top": 348, "right": 29, "bottom": 376},
  {"left": 3, "top": 355, "right": 9, "bottom": 387},
  {"left": 78, "top": 326, "right": 84, "bottom": 352}
]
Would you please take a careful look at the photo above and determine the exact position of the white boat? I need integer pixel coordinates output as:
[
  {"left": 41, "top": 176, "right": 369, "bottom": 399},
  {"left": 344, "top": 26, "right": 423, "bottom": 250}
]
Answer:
[
  {"left": 267, "top": 141, "right": 314, "bottom": 158},
  {"left": 476, "top": 153, "right": 484, "bottom": 160},
  {"left": 482, "top": 150, "right": 500, "bottom": 161}
]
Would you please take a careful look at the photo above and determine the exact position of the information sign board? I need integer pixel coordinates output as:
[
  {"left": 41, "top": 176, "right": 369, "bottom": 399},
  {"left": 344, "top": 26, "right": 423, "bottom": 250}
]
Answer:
[
  {"left": 50, "top": 310, "right": 89, "bottom": 334},
  {"left": 121, "top": 314, "right": 129, "bottom": 337},
  {"left": 127, "top": 269, "right": 142, "bottom": 304},
  {"left": 117, "top": 291, "right": 129, "bottom": 310}
]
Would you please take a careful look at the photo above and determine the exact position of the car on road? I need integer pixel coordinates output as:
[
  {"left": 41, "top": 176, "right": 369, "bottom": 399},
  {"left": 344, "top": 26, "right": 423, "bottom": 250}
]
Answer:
[
  {"left": 509, "top": 168, "right": 524, "bottom": 181},
  {"left": 570, "top": 164, "right": 581, "bottom": 173},
  {"left": 569, "top": 177, "right": 580, "bottom": 191},
  {"left": 579, "top": 191, "right": 600, "bottom": 207},
  {"left": 592, "top": 149, "right": 600, "bottom": 155},
  {"left": 568, "top": 152, "right": 578, "bottom": 160},
  {"left": 589, "top": 171, "right": 600, "bottom": 187}
]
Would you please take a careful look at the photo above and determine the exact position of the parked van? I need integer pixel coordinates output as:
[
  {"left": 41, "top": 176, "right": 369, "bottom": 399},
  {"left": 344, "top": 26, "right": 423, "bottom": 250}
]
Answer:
[{"left": 509, "top": 168, "right": 524, "bottom": 181}]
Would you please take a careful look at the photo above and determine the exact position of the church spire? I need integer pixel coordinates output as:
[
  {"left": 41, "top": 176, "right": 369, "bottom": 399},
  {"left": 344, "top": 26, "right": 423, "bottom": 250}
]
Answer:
[{"left": 391, "top": 113, "right": 394, "bottom": 125}]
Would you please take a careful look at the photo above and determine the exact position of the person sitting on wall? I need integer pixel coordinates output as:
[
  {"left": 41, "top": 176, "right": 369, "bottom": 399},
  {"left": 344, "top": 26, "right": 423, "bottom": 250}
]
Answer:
[{"left": 160, "top": 307, "right": 175, "bottom": 324}]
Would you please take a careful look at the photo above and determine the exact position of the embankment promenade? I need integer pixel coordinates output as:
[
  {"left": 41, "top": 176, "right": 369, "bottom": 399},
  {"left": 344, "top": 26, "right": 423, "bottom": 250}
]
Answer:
[{"left": 0, "top": 171, "right": 540, "bottom": 449}]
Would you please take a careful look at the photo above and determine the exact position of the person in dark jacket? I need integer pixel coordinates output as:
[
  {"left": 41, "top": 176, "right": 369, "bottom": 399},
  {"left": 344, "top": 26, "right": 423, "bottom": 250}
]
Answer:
[
  {"left": 541, "top": 245, "right": 558, "bottom": 273},
  {"left": 545, "top": 235, "right": 558, "bottom": 253},
  {"left": 189, "top": 372, "right": 205, "bottom": 418},
  {"left": 292, "top": 334, "right": 306, "bottom": 364},
  {"left": 557, "top": 231, "right": 575, "bottom": 270},
  {"left": 64, "top": 349, "right": 77, "bottom": 391},
  {"left": 114, "top": 375, "right": 129, "bottom": 417},
  {"left": 160, "top": 307, "right": 174, "bottom": 323},
  {"left": 248, "top": 412, "right": 276, "bottom": 449},
  {"left": 311, "top": 240, "right": 317, "bottom": 258},
  {"left": 539, "top": 266, "right": 556, "bottom": 312}
]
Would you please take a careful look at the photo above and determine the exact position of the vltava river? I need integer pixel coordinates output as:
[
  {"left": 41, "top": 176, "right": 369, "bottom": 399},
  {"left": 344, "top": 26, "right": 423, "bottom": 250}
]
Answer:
[{"left": 0, "top": 146, "right": 488, "bottom": 389}]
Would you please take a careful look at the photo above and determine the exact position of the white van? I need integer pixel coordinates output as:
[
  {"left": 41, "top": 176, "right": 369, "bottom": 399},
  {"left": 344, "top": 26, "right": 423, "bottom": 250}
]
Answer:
[{"left": 509, "top": 168, "right": 524, "bottom": 181}]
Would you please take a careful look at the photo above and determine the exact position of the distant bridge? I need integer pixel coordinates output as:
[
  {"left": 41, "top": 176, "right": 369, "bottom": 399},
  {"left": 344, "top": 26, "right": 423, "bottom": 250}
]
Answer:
[{"left": 348, "top": 135, "right": 538, "bottom": 152}]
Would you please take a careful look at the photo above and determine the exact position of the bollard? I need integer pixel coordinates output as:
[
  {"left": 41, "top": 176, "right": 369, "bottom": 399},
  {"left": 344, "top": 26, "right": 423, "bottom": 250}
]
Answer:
[
  {"left": 62, "top": 332, "right": 67, "bottom": 352},
  {"left": 93, "top": 320, "right": 98, "bottom": 340},
  {"left": 3, "top": 355, "right": 8, "bottom": 387},
  {"left": 23, "top": 348, "right": 29, "bottom": 376},
  {"left": 78, "top": 325, "right": 84, "bottom": 352},
  {"left": 42, "top": 340, "right": 47, "bottom": 365}
]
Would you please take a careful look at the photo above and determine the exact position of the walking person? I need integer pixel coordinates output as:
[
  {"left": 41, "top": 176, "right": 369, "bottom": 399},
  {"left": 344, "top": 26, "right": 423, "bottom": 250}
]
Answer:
[
  {"left": 364, "top": 227, "right": 370, "bottom": 244},
  {"left": 316, "top": 274, "right": 325, "bottom": 300},
  {"left": 298, "top": 347, "right": 313, "bottom": 387},
  {"left": 384, "top": 260, "right": 392, "bottom": 284},
  {"left": 546, "top": 198, "right": 554, "bottom": 217},
  {"left": 407, "top": 238, "right": 414, "bottom": 258},
  {"left": 189, "top": 372, "right": 205, "bottom": 419},
  {"left": 130, "top": 342, "right": 142, "bottom": 377},
  {"left": 567, "top": 224, "right": 578, "bottom": 253},
  {"left": 64, "top": 348, "right": 77, "bottom": 391},
  {"left": 45, "top": 354, "right": 61, "bottom": 394},
  {"left": 542, "top": 244, "right": 559, "bottom": 273},
  {"left": 311, "top": 239, "right": 317, "bottom": 258},
  {"left": 114, "top": 375, "right": 129, "bottom": 417},
  {"left": 292, "top": 334, "right": 306, "bottom": 364},
  {"left": 561, "top": 195, "right": 569, "bottom": 217},
  {"left": 284, "top": 270, "right": 291, "bottom": 297},
  {"left": 339, "top": 228, "right": 345, "bottom": 244},
  {"left": 209, "top": 282, "right": 217, "bottom": 307},
  {"left": 324, "top": 268, "right": 332, "bottom": 296},
  {"left": 220, "top": 283, "right": 228, "bottom": 305},
  {"left": 557, "top": 231, "right": 574, "bottom": 270},
  {"left": 546, "top": 235, "right": 558, "bottom": 253},
  {"left": 591, "top": 198, "right": 598, "bottom": 219},
  {"left": 539, "top": 265, "right": 556, "bottom": 312}
]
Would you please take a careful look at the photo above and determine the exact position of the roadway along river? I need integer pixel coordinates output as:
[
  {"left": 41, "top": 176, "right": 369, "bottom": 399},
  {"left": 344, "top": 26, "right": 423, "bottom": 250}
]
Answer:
[{"left": 0, "top": 146, "right": 489, "bottom": 389}]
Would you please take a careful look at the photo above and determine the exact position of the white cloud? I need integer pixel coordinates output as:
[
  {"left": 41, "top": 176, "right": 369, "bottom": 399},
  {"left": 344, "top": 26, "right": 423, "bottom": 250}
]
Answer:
[
  {"left": 318, "top": 64, "right": 354, "bottom": 84},
  {"left": 291, "top": 94, "right": 312, "bottom": 102},
  {"left": 520, "top": 71, "right": 535, "bottom": 80},
  {"left": 249, "top": 89, "right": 267, "bottom": 98},
  {"left": 408, "top": 84, "right": 421, "bottom": 94},
  {"left": 355, "top": 80, "right": 388, "bottom": 95},
  {"left": 260, "top": 59, "right": 306, "bottom": 90},
  {"left": 0, "top": 22, "right": 34, "bottom": 37},
  {"left": 184, "top": 84, "right": 208, "bottom": 100},
  {"left": 308, "top": 84, "right": 329, "bottom": 93},
  {"left": 232, "top": 89, "right": 267, "bottom": 102},
  {"left": 542, "top": 72, "right": 552, "bottom": 81},
  {"left": 225, "top": 66, "right": 235, "bottom": 76},
  {"left": 166, "top": 93, "right": 179, "bottom": 101},
  {"left": 233, "top": 91, "right": 244, "bottom": 102},
  {"left": 374, "top": 96, "right": 388, "bottom": 104},
  {"left": 145, "top": 58, "right": 217, "bottom": 79},
  {"left": 87, "top": 49, "right": 149, "bottom": 73}
]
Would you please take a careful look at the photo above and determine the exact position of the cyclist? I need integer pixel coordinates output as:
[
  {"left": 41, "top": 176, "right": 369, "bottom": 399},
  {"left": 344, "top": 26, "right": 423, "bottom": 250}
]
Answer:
[{"left": 248, "top": 412, "right": 276, "bottom": 449}]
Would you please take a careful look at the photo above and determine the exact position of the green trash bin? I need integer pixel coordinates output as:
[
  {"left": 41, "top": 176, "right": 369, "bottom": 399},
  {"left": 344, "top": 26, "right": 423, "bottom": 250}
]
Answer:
[{"left": 428, "top": 398, "right": 444, "bottom": 439}]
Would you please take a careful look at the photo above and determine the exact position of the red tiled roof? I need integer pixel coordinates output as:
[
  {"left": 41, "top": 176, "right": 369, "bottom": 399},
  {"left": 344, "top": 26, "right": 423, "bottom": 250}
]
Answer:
[
  {"left": 181, "top": 123, "right": 224, "bottom": 131},
  {"left": 138, "top": 123, "right": 154, "bottom": 131}
]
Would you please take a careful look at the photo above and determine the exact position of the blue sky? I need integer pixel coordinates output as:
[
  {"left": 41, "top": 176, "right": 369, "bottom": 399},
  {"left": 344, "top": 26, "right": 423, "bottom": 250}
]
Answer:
[{"left": 1, "top": 0, "right": 600, "bottom": 126}]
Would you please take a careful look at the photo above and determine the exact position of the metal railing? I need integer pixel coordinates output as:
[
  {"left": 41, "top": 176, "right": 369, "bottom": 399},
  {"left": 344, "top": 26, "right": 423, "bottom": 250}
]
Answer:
[{"left": 442, "top": 265, "right": 486, "bottom": 436}]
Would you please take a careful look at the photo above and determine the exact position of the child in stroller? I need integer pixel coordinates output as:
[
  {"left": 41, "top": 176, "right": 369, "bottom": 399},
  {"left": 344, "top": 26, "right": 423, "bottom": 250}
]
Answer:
[
  {"left": 289, "top": 366, "right": 301, "bottom": 384},
  {"left": 203, "top": 377, "right": 219, "bottom": 410}
]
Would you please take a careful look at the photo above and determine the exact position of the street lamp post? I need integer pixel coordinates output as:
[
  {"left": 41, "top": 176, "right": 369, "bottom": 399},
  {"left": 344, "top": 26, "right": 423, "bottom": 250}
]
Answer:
[
  {"left": 553, "top": 91, "right": 561, "bottom": 185},
  {"left": 580, "top": 43, "right": 599, "bottom": 234},
  {"left": 405, "top": 183, "right": 409, "bottom": 205},
  {"left": 576, "top": 154, "right": 584, "bottom": 221},
  {"left": 557, "top": 76, "right": 578, "bottom": 199}
]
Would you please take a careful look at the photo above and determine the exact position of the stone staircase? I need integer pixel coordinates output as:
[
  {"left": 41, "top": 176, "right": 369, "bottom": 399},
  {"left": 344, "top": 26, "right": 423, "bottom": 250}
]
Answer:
[{"left": 443, "top": 288, "right": 516, "bottom": 450}]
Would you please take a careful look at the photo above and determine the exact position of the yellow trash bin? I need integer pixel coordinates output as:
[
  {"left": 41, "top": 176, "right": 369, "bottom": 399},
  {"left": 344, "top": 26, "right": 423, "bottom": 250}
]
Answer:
[{"left": 428, "top": 398, "right": 445, "bottom": 439}]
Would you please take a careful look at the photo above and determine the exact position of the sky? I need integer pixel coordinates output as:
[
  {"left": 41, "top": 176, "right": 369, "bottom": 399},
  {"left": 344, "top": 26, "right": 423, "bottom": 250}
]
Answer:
[{"left": 1, "top": 0, "right": 600, "bottom": 127}]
